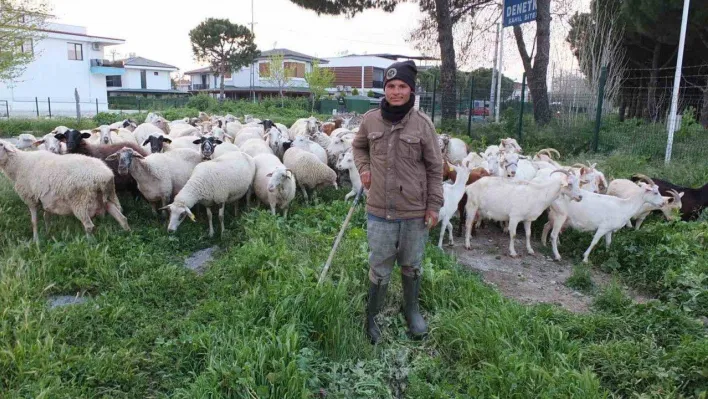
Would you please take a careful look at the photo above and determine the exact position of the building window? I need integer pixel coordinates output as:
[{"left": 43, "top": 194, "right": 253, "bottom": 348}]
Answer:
[
  {"left": 19, "top": 39, "right": 33, "bottom": 54},
  {"left": 154, "top": 71, "right": 159, "bottom": 76},
  {"left": 259, "top": 62, "right": 270, "bottom": 77},
  {"left": 284, "top": 62, "right": 305, "bottom": 78},
  {"left": 224, "top": 71, "right": 232, "bottom": 79},
  {"left": 373, "top": 67, "right": 384, "bottom": 89},
  {"left": 67, "top": 43, "right": 83, "bottom": 60},
  {"left": 106, "top": 75, "right": 122, "bottom": 87},
  {"left": 140, "top": 70, "right": 147, "bottom": 89}
]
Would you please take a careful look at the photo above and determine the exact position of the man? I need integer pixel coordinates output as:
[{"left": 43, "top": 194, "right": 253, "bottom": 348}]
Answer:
[{"left": 352, "top": 60, "right": 443, "bottom": 343}]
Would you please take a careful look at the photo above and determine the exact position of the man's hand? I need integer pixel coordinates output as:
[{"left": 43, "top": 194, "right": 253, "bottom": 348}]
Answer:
[
  {"left": 425, "top": 210, "right": 439, "bottom": 230},
  {"left": 360, "top": 171, "right": 371, "bottom": 190}
]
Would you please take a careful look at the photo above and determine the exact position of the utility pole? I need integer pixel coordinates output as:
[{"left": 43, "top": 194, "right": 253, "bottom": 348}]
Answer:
[
  {"left": 249, "top": 0, "right": 256, "bottom": 103},
  {"left": 489, "top": 23, "right": 500, "bottom": 120},
  {"left": 665, "top": 0, "right": 691, "bottom": 164},
  {"left": 495, "top": 21, "right": 504, "bottom": 123}
]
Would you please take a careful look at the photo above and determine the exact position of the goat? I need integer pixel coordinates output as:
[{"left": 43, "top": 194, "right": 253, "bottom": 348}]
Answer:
[{"left": 631, "top": 174, "right": 707, "bottom": 221}]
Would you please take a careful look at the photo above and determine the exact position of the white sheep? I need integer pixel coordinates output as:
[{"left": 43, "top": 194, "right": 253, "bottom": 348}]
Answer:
[
  {"left": 134, "top": 122, "right": 168, "bottom": 146},
  {"left": 169, "top": 123, "right": 200, "bottom": 139},
  {"left": 292, "top": 136, "right": 327, "bottom": 164},
  {"left": 15, "top": 134, "right": 38, "bottom": 150},
  {"left": 109, "top": 119, "right": 138, "bottom": 132},
  {"left": 283, "top": 147, "right": 338, "bottom": 202},
  {"left": 213, "top": 142, "right": 240, "bottom": 158},
  {"left": 264, "top": 126, "right": 291, "bottom": 159},
  {"left": 33, "top": 133, "right": 66, "bottom": 154},
  {"left": 233, "top": 127, "right": 263, "bottom": 146},
  {"left": 327, "top": 135, "right": 353, "bottom": 167},
  {"left": 163, "top": 151, "right": 256, "bottom": 237},
  {"left": 224, "top": 120, "right": 243, "bottom": 141},
  {"left": 240, "top": 138, "right": 274, "bottom": 158},
  {"left": 0, "top": 140, "right": 130, "bottom": 242},
  {"left": 290, "top": 117, "right": 319, "bottom": 137},
  {"left": 106, "top": 147, "right": 203, "bottom": 214},
  {"left": 335, "top": 150, "right": 366, "bottom": 201},
  {"left": 253, "top": 154, "right": 296, "bottom": 217},
  {"left": 168, "top": 136, "right": 202, "bottom": 152}
]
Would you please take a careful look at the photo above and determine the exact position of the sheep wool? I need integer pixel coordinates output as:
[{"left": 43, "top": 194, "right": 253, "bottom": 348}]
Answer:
[
  {"left": 283, "top": 147, "right": 337, "bottom": 201},
  {"left": 253, "top": 154, "right": 296, "bottom": 217}
]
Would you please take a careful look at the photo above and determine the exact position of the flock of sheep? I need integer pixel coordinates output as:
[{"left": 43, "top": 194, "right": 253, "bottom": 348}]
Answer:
[{"left": 1, "top": 111, "right": 705, "bottom": 265}]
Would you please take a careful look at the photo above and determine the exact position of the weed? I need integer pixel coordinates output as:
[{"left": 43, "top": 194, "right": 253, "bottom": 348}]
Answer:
[{"left": 566, "top": 264, "right": 595, "bottom": 294}]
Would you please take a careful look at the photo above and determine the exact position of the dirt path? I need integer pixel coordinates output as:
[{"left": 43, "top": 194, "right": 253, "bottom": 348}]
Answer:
[{"left": 442, "top": 228, "right": 650, "bottom": 313}]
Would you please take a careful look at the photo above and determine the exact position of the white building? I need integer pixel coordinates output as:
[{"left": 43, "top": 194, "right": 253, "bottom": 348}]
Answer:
[
  {"left": 0, "top": 23, "right": 124, "bottom": 117},
  {"left": 184, "top": 48, "right": 328, "bottom": 100},
  {"left": 106, "top": 56, "right": 185, "bottom": 98}
]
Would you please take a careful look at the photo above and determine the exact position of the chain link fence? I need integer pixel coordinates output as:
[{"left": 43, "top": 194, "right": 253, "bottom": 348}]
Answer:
[{"left": 413, "top": 67, "right": 708, "bottom": 164}]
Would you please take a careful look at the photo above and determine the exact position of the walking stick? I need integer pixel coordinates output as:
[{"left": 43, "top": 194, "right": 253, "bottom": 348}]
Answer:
[{"left": 318, "top": 186, "right": 365, "bottom": 286}]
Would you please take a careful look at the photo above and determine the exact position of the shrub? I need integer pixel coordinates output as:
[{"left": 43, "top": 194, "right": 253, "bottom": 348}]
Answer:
[
  {"left": 351, "top": 88, "right": 359, "bottom": 96},
  {"left": 187, "top": 94, "right": 218, "bottom": 111},
  {"left": 565, "top": 264, "right": 594, "bottom": 294}
]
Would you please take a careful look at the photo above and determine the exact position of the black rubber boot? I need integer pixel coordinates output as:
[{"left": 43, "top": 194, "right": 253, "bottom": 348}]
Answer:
[
  {"left": 401, "top": 272, "right": 427, "bottom": 339},
  {"left": 366, "top": 280, "right": 388, "bottom": 344}
]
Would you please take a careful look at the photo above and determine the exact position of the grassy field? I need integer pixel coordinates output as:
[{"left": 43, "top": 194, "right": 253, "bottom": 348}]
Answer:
[
  {"left": 0, "top": 162, "right": 706, "bottom": 397},
  {"left": 0, "top": 109, "right": 706, "bottom": 397}
]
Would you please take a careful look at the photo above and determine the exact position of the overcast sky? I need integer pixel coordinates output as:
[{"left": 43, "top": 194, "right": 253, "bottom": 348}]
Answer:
[{"left": 49, "top": 0, "right": 588, "bottom": 83}]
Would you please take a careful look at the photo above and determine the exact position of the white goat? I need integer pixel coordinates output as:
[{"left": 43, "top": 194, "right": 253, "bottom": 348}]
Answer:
[
  {"left": 606, "top": 177, "right": 683, "bottom": 230},
  {"left": 336, "top": 150, "right": 366, "bottom": 201},
  {"left": 438, "top": 163, "right": 471, "bottom": 249},
  {"left": 464, "top": 170, "right": 583, "bottom": 257},
  {"left": 542, "top": 181, "right": 666, "bottom": 263}
]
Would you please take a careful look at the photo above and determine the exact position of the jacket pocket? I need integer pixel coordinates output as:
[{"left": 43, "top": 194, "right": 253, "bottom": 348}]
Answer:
[
  {"left": 398, "top": 134, "right": 421, "bottom": 160},
  {"left": 368, "top": 131, "right": 386, "bottom": 155}
]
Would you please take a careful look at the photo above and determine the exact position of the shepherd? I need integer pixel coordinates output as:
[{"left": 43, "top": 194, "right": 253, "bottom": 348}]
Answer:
[{"left": 352, "top": 61, "right": 443, "bottom": 343}]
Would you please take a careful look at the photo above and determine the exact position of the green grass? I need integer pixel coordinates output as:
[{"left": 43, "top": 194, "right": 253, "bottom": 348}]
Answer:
[
  {"left": 1, "top": 170, "right": 706, "bottom": 397},
  {"left": 566, "top": 264, "right": 595, "bottom": 294}
]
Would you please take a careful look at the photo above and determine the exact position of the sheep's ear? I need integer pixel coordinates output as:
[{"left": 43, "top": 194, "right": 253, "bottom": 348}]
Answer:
[
  {"left": 158, "top": 205, "right": 170, "bottom": 211},
  {"left": 192, "top": 139, "right": 203, "bottom": 145},
  {"left": 224, "top": 133, "right": 233, "bottom": 140},
  {"left": 215, "top": 139, "right": 223, "bottom": 145},
  {"left": 54, "top": 133, "right": 66, "bottom": 141},
  {"left": 266, "top": 172, "right": 273, "bottom": 177},
  {"left": 105, "top": 152, "right": 119, "bottom": 161},
  {"left": 185, "top": 208, "right": 196, "bottom": 222},
  {"left": 142, "top": 139, "right": 151, "bottom": 146},
  {"left": 80, "top": 132, "right": 92, "bottom": 139},
  {"left": 110, "top": 128, "right": 119, "bottom": 133},
  {"left": 31, "top": 140, "right": 45, "bottom": 147},
  {"left": 91, "top": 128, "right": 100, "bottom": 133},
  {"left": 162, "top": 137, "right": 172, "bottom": 144}
]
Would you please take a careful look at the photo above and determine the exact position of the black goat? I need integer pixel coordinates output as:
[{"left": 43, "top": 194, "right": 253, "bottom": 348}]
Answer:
[{"left": 632, "top": 175, "right": 707, "bottom": 220}]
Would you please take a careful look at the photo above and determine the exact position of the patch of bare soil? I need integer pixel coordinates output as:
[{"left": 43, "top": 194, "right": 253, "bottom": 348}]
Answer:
[{"left": 441, "top": 227, "right": 650, "bottom": 313}]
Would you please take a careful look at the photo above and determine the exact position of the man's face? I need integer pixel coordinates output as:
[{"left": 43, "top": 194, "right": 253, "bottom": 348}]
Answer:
[{"left": 385, "top": 80, "right": 412, "bottom": 106}]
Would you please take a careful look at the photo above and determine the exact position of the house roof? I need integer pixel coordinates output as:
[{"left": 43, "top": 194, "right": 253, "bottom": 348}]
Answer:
[
  {"left": 192, "top": 85, "right": 312, "bottom": 94},
  {"left": 37, "top": 28, "right": 125, "bottom": 43},
  {"left": 184, "top": 48, "right": 327, "bottom": 74},
  {"left": 335, "top": 53, "right": 439, "bottom": 61},
  {"left": 107, "top": 88, "right": 188, "bottom": 95},
  {"left": 260, "top": 48, "right": 328, "bottom": 64},
  {"left": 121, "top": 56, "right": 178, "bottom": 70}
]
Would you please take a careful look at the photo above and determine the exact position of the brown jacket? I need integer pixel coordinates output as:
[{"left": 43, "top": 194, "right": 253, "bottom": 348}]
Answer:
[{"left": 352, "top": 107, "right": 443, "bottom": 220}]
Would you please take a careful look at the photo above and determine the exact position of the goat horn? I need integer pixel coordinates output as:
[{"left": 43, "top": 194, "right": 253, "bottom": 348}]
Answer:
[
  {"left": 632, "top": 173, "right": 655, "bottom": 186},
  {"left": 571, "top": 163, "right": 589, "bottom": 169},
  {"left": 667, "top": 189, "right": 681, "bottom": 202},
  {"left": 550, "top": 169, "right": 571, "bottom": 176}
]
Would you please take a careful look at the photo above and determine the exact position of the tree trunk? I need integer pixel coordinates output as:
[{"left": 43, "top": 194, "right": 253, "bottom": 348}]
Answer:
[
  {"left": 647, "top": 42, "right": 661, "bottom": 122},
  {"left": 434, "top": 0, "right": 457, "bottom": 123},
  {"left": 512, "top": 0, "right": 552, "bottom": 126},
  {"left": 219, "top": 63, "right": 226, "bottom": 101},
  {"left": 618, "top": 90, "right": 626, "bottom": 122},
  {"left": 701, "top": 82, "right": 708, "bottom": 129}
]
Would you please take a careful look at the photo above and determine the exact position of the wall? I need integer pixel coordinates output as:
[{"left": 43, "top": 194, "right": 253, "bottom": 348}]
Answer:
[
  {"left": 0, "top": 26, "right": 116, "bottom": 116},
  {"left": 120, "top": 68, "right": 172, "bottom": 90},
  {"left": 324, "top": 56, "right": 393, "bottom": 69}
]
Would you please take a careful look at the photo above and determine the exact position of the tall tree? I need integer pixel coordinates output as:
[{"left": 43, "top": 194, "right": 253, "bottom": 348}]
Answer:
[
  {"left": 0, "top": 0, "right": 50, "bottom": 82},
  {"left": 288, "top": 0, "right": 494, "bottom": 124},
  {"left": 261, "top": 52, "right": 293, "bottom": 106},
  {"left": 189, "top": 18, "right": 259, "bottom": 100},
  {"left": 513, "top": 0, "right": 552, "bottom": 125},
  {"left": 305, "top": 60, "right": 336, "bottom": 112}
]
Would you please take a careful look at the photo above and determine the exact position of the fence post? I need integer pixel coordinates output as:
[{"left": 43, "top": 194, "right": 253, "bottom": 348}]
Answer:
[
  {"left": 4, "top": 101, "right": 9, "bottom": 119},
  {"left": 593, "top": 66, "right": 608, "bottom": 153},
  {"left": 431, "top": 75, "right": 437, "bottom": 123},
  {"left": 467, "top": 77, "right": 475, "bottom": 137},
  {"left": 96, "top": 98, "right": 99, "bottom": 115},
  {"left": 74, "top": 88, "right": 81, "bottom": 123},
  {"left": 518, "top": 72, "right": 526, "bottom": 141},
  {"left": 35, "top": 97, "right": 39, "bottom": 118},
  {"left": 48, "top": 97, "right": 52, "bottom": 118},
  {"left": 137, "top": 97, "right": 141, "bottom": 113}
]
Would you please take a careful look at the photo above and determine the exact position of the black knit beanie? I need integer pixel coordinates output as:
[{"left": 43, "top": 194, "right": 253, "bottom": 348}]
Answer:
[{"left": 384, "top": 61, "right": 417, "bottom": 92}]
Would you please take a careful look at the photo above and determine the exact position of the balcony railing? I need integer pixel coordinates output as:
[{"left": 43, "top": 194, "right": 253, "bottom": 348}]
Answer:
[
  {"left": 190, "top": 84, "right": 208, "bottom": 90},
  {"left": 91, "top": 59, "right": 124, "bottom": 68}
]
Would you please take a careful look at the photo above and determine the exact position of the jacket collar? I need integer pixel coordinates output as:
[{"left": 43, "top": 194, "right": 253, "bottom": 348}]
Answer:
[{"left": 376, "top": 107, "right": 415, "bottom": 132}]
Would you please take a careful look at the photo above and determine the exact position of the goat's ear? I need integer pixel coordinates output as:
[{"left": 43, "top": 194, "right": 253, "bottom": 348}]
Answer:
[
  {"left": 80, "top": 132, "right": 92, "bottom": 139},
  {"left": 266, "top": 172, "right": 273, "bottom": 177},
  {"left": 142, "top": 139, "right": 151, "bottom": 146},
  {"left": 678, "top": 192, "right": 685, "bottom": 198},
  {"left": 31, "top": 140, "right": 45, "bottom": 147}
]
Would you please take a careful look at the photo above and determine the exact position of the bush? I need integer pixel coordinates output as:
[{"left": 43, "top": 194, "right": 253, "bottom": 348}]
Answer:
[
  {"left": 351, "top": 88, "right": 359, "bottom": 96},
  {"left": 187, "top": 94, "right": 218, "bottom": 111},
  {"left": 367, "top": 90, "right": 375, "bottom": 98}
]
